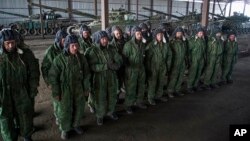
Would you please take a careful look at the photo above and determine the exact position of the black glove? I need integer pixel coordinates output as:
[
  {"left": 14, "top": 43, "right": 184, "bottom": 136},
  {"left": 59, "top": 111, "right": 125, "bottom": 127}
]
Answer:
[{"left": 107, "top": 60, "right": 120, "bottom": 71}]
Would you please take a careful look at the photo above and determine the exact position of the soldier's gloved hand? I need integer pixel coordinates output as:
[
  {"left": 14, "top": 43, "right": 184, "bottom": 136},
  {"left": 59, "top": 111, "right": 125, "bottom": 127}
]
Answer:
[
  {"left": 84, "top": 90, "right": 90, "bottom": 97},
  {"left": 107, "top": 60, "right": 113, "bottom": 69},
  {"left": 54, "top": 95, "right": 61, "bottom": 101},
  {"left": 30, "top": 88, "right": 38, "bottom": 99},
  {"left": 48, "top": 85, "right": 52, "bottom": 90},
  {"left": 107, "top": 60, "right": 120, "bottom": 71}
]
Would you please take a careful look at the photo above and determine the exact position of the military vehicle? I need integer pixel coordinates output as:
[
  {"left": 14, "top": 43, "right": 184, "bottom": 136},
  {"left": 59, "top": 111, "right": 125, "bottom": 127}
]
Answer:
[
  {"left": 7, "top": 10, "right": 77, "bottom": 36},
  {"left": 1, "top": 2, "right": 99, "bottom": 36},
  {"left": 1, "top": 9, "right": 78, "bottom": 36},
  {"left": 86, "top": 7, "right": 147, "bottom": 32},
  {"left": 142, "top": 7, "right": 202, "bottom": 36},
  {"left": 210, "top": 12, "right": 250, "bottom": 34},
  {"left": 29, "top": 2, "right": 98, "bottom": 19}
]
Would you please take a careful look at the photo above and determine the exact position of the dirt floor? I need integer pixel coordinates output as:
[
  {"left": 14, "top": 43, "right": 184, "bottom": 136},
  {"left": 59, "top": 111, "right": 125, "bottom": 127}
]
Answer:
[{"left": 1, "top": 34, "right": 250, "bottom": 141}]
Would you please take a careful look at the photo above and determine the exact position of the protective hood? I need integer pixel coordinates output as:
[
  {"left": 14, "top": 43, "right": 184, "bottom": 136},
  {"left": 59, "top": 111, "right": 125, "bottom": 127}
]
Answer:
[
  {"left": 211, "top": 28, "right": 222, "bottom": 37},
  {"left": 139, "top": 23, "right": 148, "bottom": 31},
  {"left": 55, "top": 29, "right": 68, "bottom": 46},
  {"left": 227, "top": 31, "right": 237, "bottom": 42},
  {"left": 125, "top": 25, "right": 133, "bottom": 34},
  {"left": 131, "top": 26, "right": 142, "bottom": 37},
  {"left": 172, "top": 27, "right": 186, "bottom": 41},
  {"left": 92, "top": 31, "right": 109, "bottom": 45},
  {"left": 63, "top": 34, "right": 79, "bottom": 54},
  {"left": 196, "top": 27, "right": 204, "bottom": 34},
  {"left": 0, "top": 29, "right": 16, "bottom": 54},
  {"left": 153, "top": 28, "right": 166, "bottom": 44},
  {"left": 227, "top": 31, "right": 237, "bottom": 38},
  {"left": 144, "top": 20, "right": 152, "bottom": 30},
  {"left": 111, "top": 25, "right": 122, "bottom": 37},
  {"left": 79, "top": 24, "right": 91, "bottom": 37}
]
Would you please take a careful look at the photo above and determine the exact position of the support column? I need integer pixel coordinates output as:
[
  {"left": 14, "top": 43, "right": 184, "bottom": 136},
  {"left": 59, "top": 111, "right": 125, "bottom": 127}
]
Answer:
[
  {"left": 228, "top": 1, "right": 232, "bottom": 16},
  {"left": 192, "top": 0, "right": 195, "bottom": 12},
  {"left": 150, "top": 0, "right": 154, "bottom": 17},
  {"left": 217, "top": 0, "right": 224, "bottom": 16},
  {"left": 127, "top": 0, "right": 131, "bottom": 12},
  {"left": 212, "top": 0, "right": 216, "bottom": 19},
  {"left": 94, "top": 0, "right": 98, "bottom": 16},
  {"left": 101, "top": 0, "right": 109, "bottom": 30},
  {"left": 186, "top": 1, "right": 189, "bottom": 15},
  {"left": 39, "top": 0, "right": 44, "bottom": 38},
  {"left": 68, "top": 0, "right": 73, "bottom": 21},
  {"left": 201, "top": 0, "right": 209, "bottom": 27},
  {"left": 243, "top": 0, "right": 246, "bottom": 15},
  {"left": 167, "top": 0, "right": 172, "bottom": 20},
  {"left": 136, "top": 0, "right": 139, "bottom": 21},
  {"left": 27, "top": 0, "right": 32, "bottom": 17}
]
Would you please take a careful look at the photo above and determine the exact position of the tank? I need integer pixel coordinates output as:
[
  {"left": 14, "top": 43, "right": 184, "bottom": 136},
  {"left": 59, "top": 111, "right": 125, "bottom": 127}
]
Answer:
[
  {"left": 210, "top": 12, "right": 250, "bottom": 34},
  {"left": 142, "top": 7, "right": 202, "bottom": 36},
  {"left": 87, "top": 7, "right": 139, "bottom": 32}
]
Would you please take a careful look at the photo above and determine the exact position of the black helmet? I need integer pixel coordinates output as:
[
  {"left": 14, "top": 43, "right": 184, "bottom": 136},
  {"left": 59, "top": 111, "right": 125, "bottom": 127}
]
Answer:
[
  {"left": 0, "top": 29, "right": 15, "bottom": 53},
  {"left": 153, "top": 28, "right": 164, "bottom": 38},
  {"left": 55, "top": 29, "right": 68, "bottom": 44},
  {"left": 139, "top": 23, "right": 148, "bottom": 31},
  {"left": 172, "top": 27, "right": 184, "bottom": 37},
  {"left": 131, "top": 26, "right": 142, "bottom": 36},
  {"left": 92, "top": 31, "right": 109, "bottom": 44},
  {"left": 79, "top": 24, "right": 91, "bottom": 34},
  {"left": 63, "top": 34, "right": 79, "bottom": 54}
]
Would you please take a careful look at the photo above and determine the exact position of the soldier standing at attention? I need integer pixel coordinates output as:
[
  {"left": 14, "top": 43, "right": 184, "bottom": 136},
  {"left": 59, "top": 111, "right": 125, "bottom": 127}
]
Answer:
[
  {"left": 0, "top": 29, "right": 39, "bottom": 141},
  {"left": 123, "top": 26, "right": 148, "bottom": 114},
  {"left": 221, "top": 32, "right": 238, "bottom": 84}
]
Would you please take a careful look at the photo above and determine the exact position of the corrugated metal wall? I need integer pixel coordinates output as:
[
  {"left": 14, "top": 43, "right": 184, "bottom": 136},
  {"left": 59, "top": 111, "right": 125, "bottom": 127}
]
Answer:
[
  {"left": 0, "top": 0, "right": 224, "bottom": 26},
  {"left": 0, "top": 0, "right": 29, "bottom": 25}
]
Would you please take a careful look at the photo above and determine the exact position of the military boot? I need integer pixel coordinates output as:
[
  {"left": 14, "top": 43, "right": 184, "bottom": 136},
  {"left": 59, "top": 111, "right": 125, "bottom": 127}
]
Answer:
[
  {"left": 61, "top": 131, "right": 68, "bottom": 140},
  {"left": 74, "top": 127, "right": 84, "bottom": 134},
  {"left": 97, "top": 118, "right": 103, "bottom": 126}
]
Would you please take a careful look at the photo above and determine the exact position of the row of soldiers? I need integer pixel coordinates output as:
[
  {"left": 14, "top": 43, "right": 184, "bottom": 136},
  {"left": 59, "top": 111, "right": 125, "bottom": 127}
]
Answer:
[{"left": 0, "top": 20, "right": 238, "bottom": 141}]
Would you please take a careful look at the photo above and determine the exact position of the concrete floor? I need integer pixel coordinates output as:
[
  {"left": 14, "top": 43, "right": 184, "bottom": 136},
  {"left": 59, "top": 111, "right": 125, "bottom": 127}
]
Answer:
[
  {"left": 74, "top": 56, "right": 250, "bottom": 141},
  {"left": 0, "top": 35, "right": 250, "bottom": 141},
  {"left": 33, "top": 38, "right": 250, "bottom": 141}
]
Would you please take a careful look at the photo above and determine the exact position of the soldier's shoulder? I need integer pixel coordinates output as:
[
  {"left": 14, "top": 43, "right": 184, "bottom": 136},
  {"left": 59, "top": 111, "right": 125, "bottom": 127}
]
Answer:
[
  {"left": 19, "top": 44, "right": 30, "bottom": 49},
  {"left": 78, "top": 53, "right": 88, "bottom": 61},
  {"left": 108, "top": 44, "right": 116, "bottom": 50},
  {"left": 0, "top": 54, "right": 6, "bottom": 63},
  {"left": 188, "top": 36, "right": 195, "bottom": 40},
  {"left": 147, "top": 41, "right": 154, "bottom": 46},
  {"left": 124, "top": 40, "right": 133, "bottom": 47},
  {"left": 85, "top": 46, "right": 96, "bottom": 55},
  {"left": 54, "top": 53, "right": 64, "bottom": 60},
  {"left": 169, "top": 39, "right": 175, "bottom": 44},
  {"left": 19, "top": 47, "right": 35, "bottom": 57}
]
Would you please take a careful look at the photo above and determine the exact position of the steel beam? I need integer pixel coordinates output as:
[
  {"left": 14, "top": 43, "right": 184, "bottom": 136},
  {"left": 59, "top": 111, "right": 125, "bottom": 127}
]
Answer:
[
  {"left": 212, "top": 0, "right": 216, "bottom": 19},
  {"left": 94, "top": 0, "right": 98, "bottom": 16},
  {"left": 101, "top": 0, "right": 109, "bottom": 30},
  {"left": 136, "top": 0, "right": 139, "bottom": 20},
  {"left": 201, "top": 0, "right": 209, "bottom": 27},
  {"left": 167, "top": 0, "right": 172, "bottom": 20},
  {"left": 39, "top": 0, "right": 44, "bottom": 38},
  {"left": 68, "top": 0, "right": 73, "bottom": 21},
  {"left": 186, "top": 1, "right": 189, "bottom": 15},
  {"left": 127, "top": 0, "right": 131, "bottom": 12},
  {"left": 150, "top": 0, "right": 154, "bottom": 17},
  {"left": 27, "top": 0, "right": 33, "bottom": 16},
  {"left": 192, "top": 0, "right": 195, "bottom": 12},
  {"left": 229, "top": 1, "right": 232, "bottom": 16}
]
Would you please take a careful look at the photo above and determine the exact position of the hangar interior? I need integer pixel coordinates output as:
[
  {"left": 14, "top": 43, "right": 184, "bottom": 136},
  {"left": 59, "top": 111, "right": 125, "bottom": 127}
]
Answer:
[{"left": 0, "top": 1, "right": 250, "bottom": 141}]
